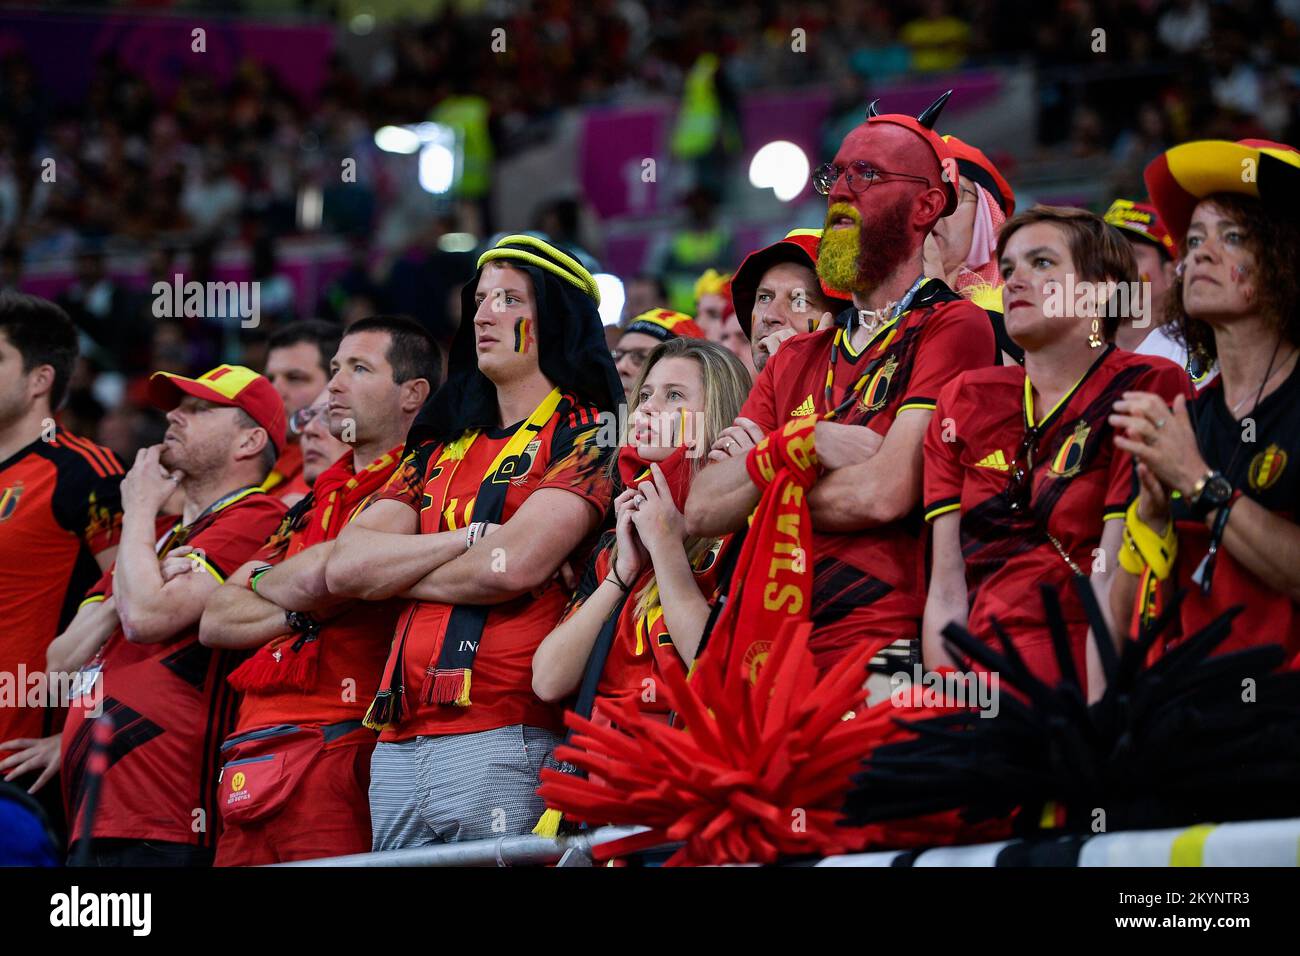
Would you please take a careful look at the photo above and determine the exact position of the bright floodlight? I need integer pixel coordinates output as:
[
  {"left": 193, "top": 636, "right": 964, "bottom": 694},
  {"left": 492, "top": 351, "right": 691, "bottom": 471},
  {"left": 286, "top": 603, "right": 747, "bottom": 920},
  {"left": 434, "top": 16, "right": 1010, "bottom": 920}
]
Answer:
[
  {"left": 418, "top": 143, "right": 456, "bottom": 194},
  {"left": 438, "top": 232, "right": 478, "bottom": 253},
  {"left": 594, "top": 273, "right": 625, "bottom": 327},
  {"left": 374, "top": 126, "right": 420, "bottom": 154},
  {"left": 749, "top": 140, "right": 810, "bottom": 202}
]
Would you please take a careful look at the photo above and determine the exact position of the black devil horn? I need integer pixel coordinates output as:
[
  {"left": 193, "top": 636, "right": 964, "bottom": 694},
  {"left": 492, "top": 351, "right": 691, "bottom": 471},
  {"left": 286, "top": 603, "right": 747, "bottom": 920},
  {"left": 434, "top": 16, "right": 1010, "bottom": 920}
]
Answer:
[
  {"left": 864, "top": 98, "right": 881, "bottom": 119},
  {"left": 916, "top": 90, "right": 953, "bottom": 129}
]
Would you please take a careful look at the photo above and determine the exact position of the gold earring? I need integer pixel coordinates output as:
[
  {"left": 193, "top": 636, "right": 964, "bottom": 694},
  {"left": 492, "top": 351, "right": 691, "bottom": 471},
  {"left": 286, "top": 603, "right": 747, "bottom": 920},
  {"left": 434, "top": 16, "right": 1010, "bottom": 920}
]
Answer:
[{"left": 1088, "top": 316, "right": 1103, "bottom": 349}]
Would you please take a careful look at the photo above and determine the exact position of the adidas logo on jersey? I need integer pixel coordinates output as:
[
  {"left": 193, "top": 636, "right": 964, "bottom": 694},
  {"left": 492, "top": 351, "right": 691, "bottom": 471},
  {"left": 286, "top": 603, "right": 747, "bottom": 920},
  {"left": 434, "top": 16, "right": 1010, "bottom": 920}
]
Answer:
[
  {"left": 790, "top": 394, "right": 816, "bottom": 417},
  {"left": 974, "top": 450, "right": 1009, "bottom": 471}
]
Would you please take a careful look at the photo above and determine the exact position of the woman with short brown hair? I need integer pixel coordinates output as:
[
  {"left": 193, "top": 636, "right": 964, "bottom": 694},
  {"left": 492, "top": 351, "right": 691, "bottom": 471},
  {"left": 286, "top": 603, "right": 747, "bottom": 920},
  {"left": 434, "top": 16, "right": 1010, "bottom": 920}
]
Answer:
[{"left": 922, "top": 205, "right": 1190, "bottom": 697}]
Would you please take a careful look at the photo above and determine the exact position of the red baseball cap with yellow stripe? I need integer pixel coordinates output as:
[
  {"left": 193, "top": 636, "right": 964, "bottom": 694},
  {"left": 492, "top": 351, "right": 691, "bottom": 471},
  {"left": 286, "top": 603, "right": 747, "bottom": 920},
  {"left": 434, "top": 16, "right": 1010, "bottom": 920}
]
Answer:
[
  {"left": 1144, "top": 138, "right": 1300, "bottom": 253},
  {"left": 148, "top": 364, "right": 287, "bottom": 454}
]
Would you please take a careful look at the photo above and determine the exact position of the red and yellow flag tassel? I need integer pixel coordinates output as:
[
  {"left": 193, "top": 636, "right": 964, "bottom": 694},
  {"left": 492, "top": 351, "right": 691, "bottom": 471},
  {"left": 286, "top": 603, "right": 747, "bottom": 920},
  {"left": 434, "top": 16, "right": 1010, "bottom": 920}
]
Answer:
[
  {"left": 424, "top": 667, "right": 472, "bottom": 707},
  {"left": 362, "top": 690, "right": 400, "bottom": 731}
]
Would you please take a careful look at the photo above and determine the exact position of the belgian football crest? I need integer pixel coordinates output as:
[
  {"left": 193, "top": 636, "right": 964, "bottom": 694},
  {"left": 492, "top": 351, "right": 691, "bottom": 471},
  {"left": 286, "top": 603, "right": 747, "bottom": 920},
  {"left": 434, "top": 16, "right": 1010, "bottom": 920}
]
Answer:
[
  {"left": 0, "top": 482, "right": 21, "bottom": 522},
  {"left": 743, "top": 640, "right": 772, "bottom": 686},
  {"left": 494, "top": 438, "right": 542, "bottom": 485},
  {"left": 1248, "top": 443, "right": 1287, "bottom": 491},
  {"left": 1049, "top": 420, "right": 1090, "bottom": 478},
  {"left": 860, "top": 355, "right": 899, "bottom": 412},
  {"left": 695, "top": 538, "right": 724, "bottom": 574}
]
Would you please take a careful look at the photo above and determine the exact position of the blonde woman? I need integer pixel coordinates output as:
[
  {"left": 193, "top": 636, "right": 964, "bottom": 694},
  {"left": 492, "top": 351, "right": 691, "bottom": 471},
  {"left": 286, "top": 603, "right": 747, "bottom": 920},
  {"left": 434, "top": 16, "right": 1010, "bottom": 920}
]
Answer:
[{"left": 532, "top": 337, "right": 750, "bottom": 722}]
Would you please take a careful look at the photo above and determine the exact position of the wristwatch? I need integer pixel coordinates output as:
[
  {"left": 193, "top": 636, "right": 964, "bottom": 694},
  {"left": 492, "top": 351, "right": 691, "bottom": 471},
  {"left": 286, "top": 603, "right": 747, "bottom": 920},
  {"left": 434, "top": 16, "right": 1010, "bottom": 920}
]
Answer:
[
  {"left": 1187, "top": 469, "right": 1233, "bottom": 520},
  {"left": 284, "top": 609, "right": 321, "bottom": 650}
]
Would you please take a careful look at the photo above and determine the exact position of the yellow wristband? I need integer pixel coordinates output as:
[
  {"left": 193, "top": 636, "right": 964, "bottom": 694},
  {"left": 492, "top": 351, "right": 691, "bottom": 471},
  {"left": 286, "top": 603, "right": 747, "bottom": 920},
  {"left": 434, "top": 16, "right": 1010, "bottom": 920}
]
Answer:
[
  {"left": 1124, "top": 500, "right": 1177, "bottom": 580},
  {"left": 1118, "top": 526, "right": 1146, "bottom": 575}
]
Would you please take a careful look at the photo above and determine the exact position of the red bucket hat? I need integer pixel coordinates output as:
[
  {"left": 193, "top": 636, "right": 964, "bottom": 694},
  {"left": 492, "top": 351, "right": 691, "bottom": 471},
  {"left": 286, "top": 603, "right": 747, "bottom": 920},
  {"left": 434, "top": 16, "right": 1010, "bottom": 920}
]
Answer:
[{"left": 730, "top": 229, "right": 853, "bottom": 337}]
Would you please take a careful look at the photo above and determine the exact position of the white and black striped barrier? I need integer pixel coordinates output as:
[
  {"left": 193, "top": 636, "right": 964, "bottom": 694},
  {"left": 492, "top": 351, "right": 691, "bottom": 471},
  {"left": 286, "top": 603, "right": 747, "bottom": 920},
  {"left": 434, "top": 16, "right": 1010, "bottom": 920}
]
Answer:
[{"left": 816, "top": 818, "right": 1300, "bottom": 867}]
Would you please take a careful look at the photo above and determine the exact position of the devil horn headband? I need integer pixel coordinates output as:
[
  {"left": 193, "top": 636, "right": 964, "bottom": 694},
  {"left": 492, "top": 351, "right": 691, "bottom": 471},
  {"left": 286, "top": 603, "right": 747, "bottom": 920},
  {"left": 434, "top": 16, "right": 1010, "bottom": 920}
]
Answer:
[
  {"left": 863, "top": 89, "right": 952, "bottom": 128},
  {"left": 916, "top": 89, "right": 952, "bottom": 129}
]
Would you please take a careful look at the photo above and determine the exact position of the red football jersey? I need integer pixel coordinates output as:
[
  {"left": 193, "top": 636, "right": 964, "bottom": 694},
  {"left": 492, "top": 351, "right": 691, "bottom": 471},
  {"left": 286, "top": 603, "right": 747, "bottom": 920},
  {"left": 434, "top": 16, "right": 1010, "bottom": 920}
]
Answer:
[
  {"left": 924, "top": 346, "right": 1192, "bottom": 684},
  {"left": 1160, "top": 362, "right": 1300, "bottom": 666},
  {"left": 373, "top": 397, "right": 613, "bottom": 741},
  {"left": 564, "top": 532, "right": 734, "bottom": 718},
  {"left": 236, "top": 452, "right": 403, "bottom": 732},
  {"left": 0, "top": 433, "right": 123, "bottom": 744},
  {"left": 739, "top": 282, "right": 997, "bottom": 669},
  {"left": 61, "top": 489, "right": 288, "bottom": 848}
]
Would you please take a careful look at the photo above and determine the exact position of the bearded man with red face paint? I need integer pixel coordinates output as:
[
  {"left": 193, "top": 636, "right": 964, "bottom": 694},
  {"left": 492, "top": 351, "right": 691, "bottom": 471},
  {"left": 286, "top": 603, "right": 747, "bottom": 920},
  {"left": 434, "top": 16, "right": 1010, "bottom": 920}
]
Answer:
[{"left": 686, "top": 92, "right": 999, "bottom": 683}]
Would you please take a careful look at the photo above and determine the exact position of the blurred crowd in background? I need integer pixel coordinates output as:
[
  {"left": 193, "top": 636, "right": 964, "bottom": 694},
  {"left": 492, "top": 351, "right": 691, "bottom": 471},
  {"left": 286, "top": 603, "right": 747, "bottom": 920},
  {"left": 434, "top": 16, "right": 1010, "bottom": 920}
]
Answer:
[{"left": 2, "top": 0, "right": 1299, "bottom": 467}]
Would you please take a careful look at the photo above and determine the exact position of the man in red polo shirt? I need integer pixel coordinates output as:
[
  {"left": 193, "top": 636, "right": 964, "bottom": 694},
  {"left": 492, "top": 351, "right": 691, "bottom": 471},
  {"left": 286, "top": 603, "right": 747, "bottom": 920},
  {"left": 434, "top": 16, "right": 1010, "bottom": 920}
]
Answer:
[
  {"left": 60, "top": 364, "right": 288, "bottom": 866},
  {"left": 327, "top": 236, "right": 622, "bottom": 848},
  {"left": 687, "top": 94, "right": 998, "bottom": 679},
  {"left": 199, "top": 317, "right": 438, "bottom": 865}
]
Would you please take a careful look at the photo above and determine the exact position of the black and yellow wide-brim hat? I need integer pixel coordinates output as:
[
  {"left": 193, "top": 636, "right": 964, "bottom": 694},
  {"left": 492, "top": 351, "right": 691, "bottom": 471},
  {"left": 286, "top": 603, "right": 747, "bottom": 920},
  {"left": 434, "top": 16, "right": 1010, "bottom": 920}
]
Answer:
[{"left": 1144, "top": 138, "right": 1300, "bottom": 253}]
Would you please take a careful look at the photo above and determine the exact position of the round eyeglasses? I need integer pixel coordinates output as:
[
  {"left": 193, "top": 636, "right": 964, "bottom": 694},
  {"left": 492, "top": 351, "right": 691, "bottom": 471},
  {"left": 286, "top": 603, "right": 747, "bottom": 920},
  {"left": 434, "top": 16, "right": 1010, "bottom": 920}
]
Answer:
[{"left": 812, "top": 160, "right": 934, "bottom": 196}]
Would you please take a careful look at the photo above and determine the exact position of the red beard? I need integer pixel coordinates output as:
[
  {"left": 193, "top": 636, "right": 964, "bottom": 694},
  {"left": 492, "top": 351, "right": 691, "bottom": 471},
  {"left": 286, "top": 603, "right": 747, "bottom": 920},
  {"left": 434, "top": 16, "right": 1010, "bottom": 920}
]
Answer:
[{"left": 852, "top": 195, "right": 915, "bottom": 291}]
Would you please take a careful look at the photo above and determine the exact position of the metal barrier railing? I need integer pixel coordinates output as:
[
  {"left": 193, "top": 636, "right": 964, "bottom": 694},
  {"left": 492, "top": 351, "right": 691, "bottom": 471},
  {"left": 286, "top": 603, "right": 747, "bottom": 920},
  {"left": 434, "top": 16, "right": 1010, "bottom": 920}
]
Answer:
[
  {"left": 272, "top": 826, "right": 651, "bottom": 867},
  {"left": 274, "top": 817, "right": 1300, "bottom": 867}
]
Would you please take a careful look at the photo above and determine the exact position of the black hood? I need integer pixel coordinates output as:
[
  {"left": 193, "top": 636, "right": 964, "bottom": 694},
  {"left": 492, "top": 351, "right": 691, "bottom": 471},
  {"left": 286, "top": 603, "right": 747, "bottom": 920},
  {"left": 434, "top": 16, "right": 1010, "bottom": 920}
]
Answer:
[{"left": 408, "top": 235, "right": 624, "bottom": 446}]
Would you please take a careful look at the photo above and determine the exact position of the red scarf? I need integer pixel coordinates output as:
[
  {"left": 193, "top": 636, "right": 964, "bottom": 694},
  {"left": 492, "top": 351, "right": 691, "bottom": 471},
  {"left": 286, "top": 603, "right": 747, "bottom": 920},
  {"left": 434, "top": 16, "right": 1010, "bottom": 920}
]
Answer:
[
  {"left": 293, "top": 447, "right": 401, "bottom": 551},
  {"left": 228, "top": 446, "right": 402, "bottom": 693},
  {"left": 601, "top": 441, "right": 700, "bottom": 638},
  {"left": 702, "top": 415, "right": 820, "bottom": 687},
  {"left": 603, "top": 442, "right": 701, "bottom": 663},
  {"left": 617, "top": 442, "right": 695, "bottom": 512}
]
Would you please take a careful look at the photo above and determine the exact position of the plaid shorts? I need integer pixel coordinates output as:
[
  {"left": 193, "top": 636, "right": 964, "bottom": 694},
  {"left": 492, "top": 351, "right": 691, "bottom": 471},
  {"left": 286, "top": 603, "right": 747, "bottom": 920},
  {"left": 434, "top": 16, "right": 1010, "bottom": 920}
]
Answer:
[{"left": 368, "top": 724, "right": 560, "bottom": 851}]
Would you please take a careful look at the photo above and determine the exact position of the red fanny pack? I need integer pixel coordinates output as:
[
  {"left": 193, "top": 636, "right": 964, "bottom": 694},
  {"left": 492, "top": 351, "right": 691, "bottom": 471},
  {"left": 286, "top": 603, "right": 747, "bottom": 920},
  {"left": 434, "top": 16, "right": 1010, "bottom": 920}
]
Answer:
[{"left": 217, "top": 724, "right": 325, "bottom": 825}]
